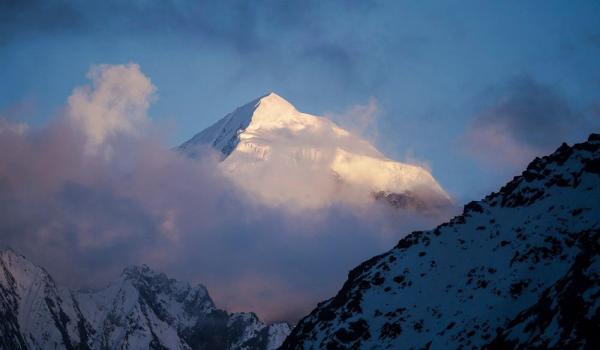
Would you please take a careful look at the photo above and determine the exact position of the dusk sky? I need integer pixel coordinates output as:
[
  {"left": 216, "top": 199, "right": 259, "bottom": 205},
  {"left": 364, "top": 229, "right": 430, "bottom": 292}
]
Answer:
[
  {"left": 1, "top": 0, "right": 599, "bottom": 322},
  {"left": 3, "top": 0, "right": 598, "bottom": 200}
]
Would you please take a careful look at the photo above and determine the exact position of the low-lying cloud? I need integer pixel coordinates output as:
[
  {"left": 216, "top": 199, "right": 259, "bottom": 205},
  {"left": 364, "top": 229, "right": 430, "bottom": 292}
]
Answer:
[{"left": 0, "top": 64, "right": 450, "bottom": 322}]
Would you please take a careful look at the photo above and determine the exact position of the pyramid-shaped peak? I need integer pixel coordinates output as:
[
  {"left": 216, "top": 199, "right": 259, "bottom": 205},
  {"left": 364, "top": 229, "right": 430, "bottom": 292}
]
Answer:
[
  {"left": 178, "top": 92, "right": 297, "bottom": 158},
  {"left": 254, "top": 92, "right": 297, "bottom": 116},
  {"left": 259, "top": 92, "right": 289, "bottom": 103}
]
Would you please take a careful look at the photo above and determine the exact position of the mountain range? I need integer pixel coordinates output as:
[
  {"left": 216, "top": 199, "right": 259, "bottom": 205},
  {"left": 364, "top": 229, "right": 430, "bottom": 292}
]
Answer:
[
  {"left": 1, "top": 93, "right": 598, "bottom": 349},
  {"left": 0, "top": 249, "right": 290, "bottom": 350}
]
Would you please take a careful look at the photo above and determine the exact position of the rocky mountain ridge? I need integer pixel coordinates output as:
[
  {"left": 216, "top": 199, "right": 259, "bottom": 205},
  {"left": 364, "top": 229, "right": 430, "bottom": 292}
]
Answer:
[
  {"left": 0, "top": 249, "right": 290, "bottom": 350},
  {"left": 282, "top": 134, "right": 600, "bottom": 349}
]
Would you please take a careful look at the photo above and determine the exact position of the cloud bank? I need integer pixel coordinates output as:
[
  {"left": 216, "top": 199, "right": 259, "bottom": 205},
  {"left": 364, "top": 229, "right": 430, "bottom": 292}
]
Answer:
[{"left": 0, "top": 64, "right": 450, "bottom": 322}]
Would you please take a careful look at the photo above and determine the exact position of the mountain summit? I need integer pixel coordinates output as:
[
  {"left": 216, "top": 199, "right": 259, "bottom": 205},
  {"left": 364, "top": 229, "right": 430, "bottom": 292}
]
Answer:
[
  {"left": 179, "top": 93, "right": 451, "bottom": 210},
  {"left": 179, "top": 93, "right": 296, "bottom": 158}
]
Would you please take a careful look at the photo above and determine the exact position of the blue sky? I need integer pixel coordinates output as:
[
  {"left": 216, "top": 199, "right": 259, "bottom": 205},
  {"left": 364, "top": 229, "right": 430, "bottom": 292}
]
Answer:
[{"left": 2, "top": 0, "right": 599, "bottom": 201}]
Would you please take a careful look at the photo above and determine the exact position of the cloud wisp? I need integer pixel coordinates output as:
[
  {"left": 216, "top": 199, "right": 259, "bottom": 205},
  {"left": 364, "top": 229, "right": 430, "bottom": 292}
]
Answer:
[
  {"left": 462, "top": 76, "right": 592, "bottom": 169},
  {"left": 324, "top": 97, "right": 380, "bottom": 145},
  {"left": 0, "top": 64, "right": 449, "bottom": 323}
]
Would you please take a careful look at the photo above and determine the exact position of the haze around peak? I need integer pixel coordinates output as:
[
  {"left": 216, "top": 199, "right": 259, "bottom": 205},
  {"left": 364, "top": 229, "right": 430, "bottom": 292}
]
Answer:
[
  {"left": 180, "top": 93, "right": 451, "bottom": 210},
  {"left": 0, "top": 64, "right": 453, "bottom": 323}
]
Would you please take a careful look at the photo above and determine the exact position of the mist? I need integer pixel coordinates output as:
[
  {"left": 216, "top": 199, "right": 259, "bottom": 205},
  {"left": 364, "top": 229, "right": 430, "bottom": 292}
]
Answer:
[{"left": 0, "top": 64, "right": 453, "bottom": 322}]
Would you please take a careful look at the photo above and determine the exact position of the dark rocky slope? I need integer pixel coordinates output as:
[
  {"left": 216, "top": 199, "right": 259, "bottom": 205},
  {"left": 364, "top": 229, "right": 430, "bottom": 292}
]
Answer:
[{"left": 282, "top": 134, "right": 600, "bottom": 349}]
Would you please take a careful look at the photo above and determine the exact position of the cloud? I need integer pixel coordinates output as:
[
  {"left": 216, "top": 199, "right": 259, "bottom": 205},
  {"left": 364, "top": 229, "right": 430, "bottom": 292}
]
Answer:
[
  {"left": 0, "top": 64, "right": 448, "bottom": 323},
  {"left": 0, "top": 1, "right": 350, "bottom": 53},
  {"left": 0, "top": 0, "right": 83, "bottom": 44},
  {"left": 325, "top": 97, "right": 379, "bottom": 143},
  {"left": 0, "top": 118, "right": 28, "bottom": 135},
  {"left": 67, "top": 63, "right": 156, "bottom": 156},
  {"left": 462, "top": 76, "right": 589, "bottom": 168},
  {"left": 0, "top": 0, "right": 382, "bottom": 91}
]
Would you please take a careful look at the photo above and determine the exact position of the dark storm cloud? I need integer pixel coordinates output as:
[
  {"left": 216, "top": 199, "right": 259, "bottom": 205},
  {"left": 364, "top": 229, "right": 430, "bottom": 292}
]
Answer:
[{"left": 463, "top": 76, "right": 592, "bottom": 168}]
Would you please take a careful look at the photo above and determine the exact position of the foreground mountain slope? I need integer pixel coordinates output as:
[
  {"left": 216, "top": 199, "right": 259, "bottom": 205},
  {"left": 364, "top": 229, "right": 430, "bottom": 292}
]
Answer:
[
  {"left": 0, "top": 249, "right": 92, "bottom": 350},
  {"left": 282, "top": 134, "right": 600, "bottom": 349},
  {"left": 487, "top": 229, "right": 599, "bottom": 349},
  {"left": 179, "top": 93, "right": 450, "bottom": 210},
  {"left": 0, "top": 251, "right": 290, "bottom": 350}
]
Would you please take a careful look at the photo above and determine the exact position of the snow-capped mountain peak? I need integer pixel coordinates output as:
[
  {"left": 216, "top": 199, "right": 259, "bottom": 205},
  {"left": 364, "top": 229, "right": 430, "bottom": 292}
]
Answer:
[
  {"left": 0, "top": 250, "right": 291, "bottom": 350},
  {"left": 250, "top": 92, "right": 298, "bottom": 123},
  {"left": 179, "top": 93, "right": 451, "bottom": 210},
  {"left": 179, "top": 92, "right": 329, "bottom": 157},
  {"left": 117, "top": 264, "right": 216, "bottom": 315}
]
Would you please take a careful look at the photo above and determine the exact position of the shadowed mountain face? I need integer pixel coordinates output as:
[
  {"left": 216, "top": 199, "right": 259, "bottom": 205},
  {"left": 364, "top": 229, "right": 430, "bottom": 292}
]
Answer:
[
  {"left": 0, "top": 250, "right": 290, "bottom": 350},
  {"left": 179, "top": 93, "right": 451, "bottom": 211},
  {"left": 282, "top": 134, "right": 600, "bottom": 349}
]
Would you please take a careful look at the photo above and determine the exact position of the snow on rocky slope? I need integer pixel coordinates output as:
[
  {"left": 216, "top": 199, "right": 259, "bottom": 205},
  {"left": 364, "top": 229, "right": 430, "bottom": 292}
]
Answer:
[
  {"left": 0, "top": 251, "right": 290, "bottom": 350},
  {"left": 281, "top": 134, "right": 600, "bottom": 349},
  {"left": 0, "top": 248, "right": 92, "bottom": 350},
  {"left": 178, "top": 93, "right": 451, "bottom": 210}
]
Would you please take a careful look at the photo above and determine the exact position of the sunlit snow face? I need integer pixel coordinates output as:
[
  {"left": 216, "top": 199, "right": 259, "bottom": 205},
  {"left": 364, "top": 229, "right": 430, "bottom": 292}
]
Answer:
[{"left": 192, "top": 93, "right": 452, "bottom": 210}]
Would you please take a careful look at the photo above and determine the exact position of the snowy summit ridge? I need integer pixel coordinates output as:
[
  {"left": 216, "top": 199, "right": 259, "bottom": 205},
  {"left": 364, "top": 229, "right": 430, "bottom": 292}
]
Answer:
[
  {"left": 179, "top": 93, "right": 451, "bottom": 209},
  {"left": 179, "top": 92, "right": 348, "bottom": 158}
]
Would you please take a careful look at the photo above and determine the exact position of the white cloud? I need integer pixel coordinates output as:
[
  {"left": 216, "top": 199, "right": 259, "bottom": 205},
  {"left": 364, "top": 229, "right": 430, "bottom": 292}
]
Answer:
[
  {"left": 324, "top": 97, "right": 379, "bottom": 143},
  {"left": 67, "top": 63, "right": 156, "bottom": 156}
]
